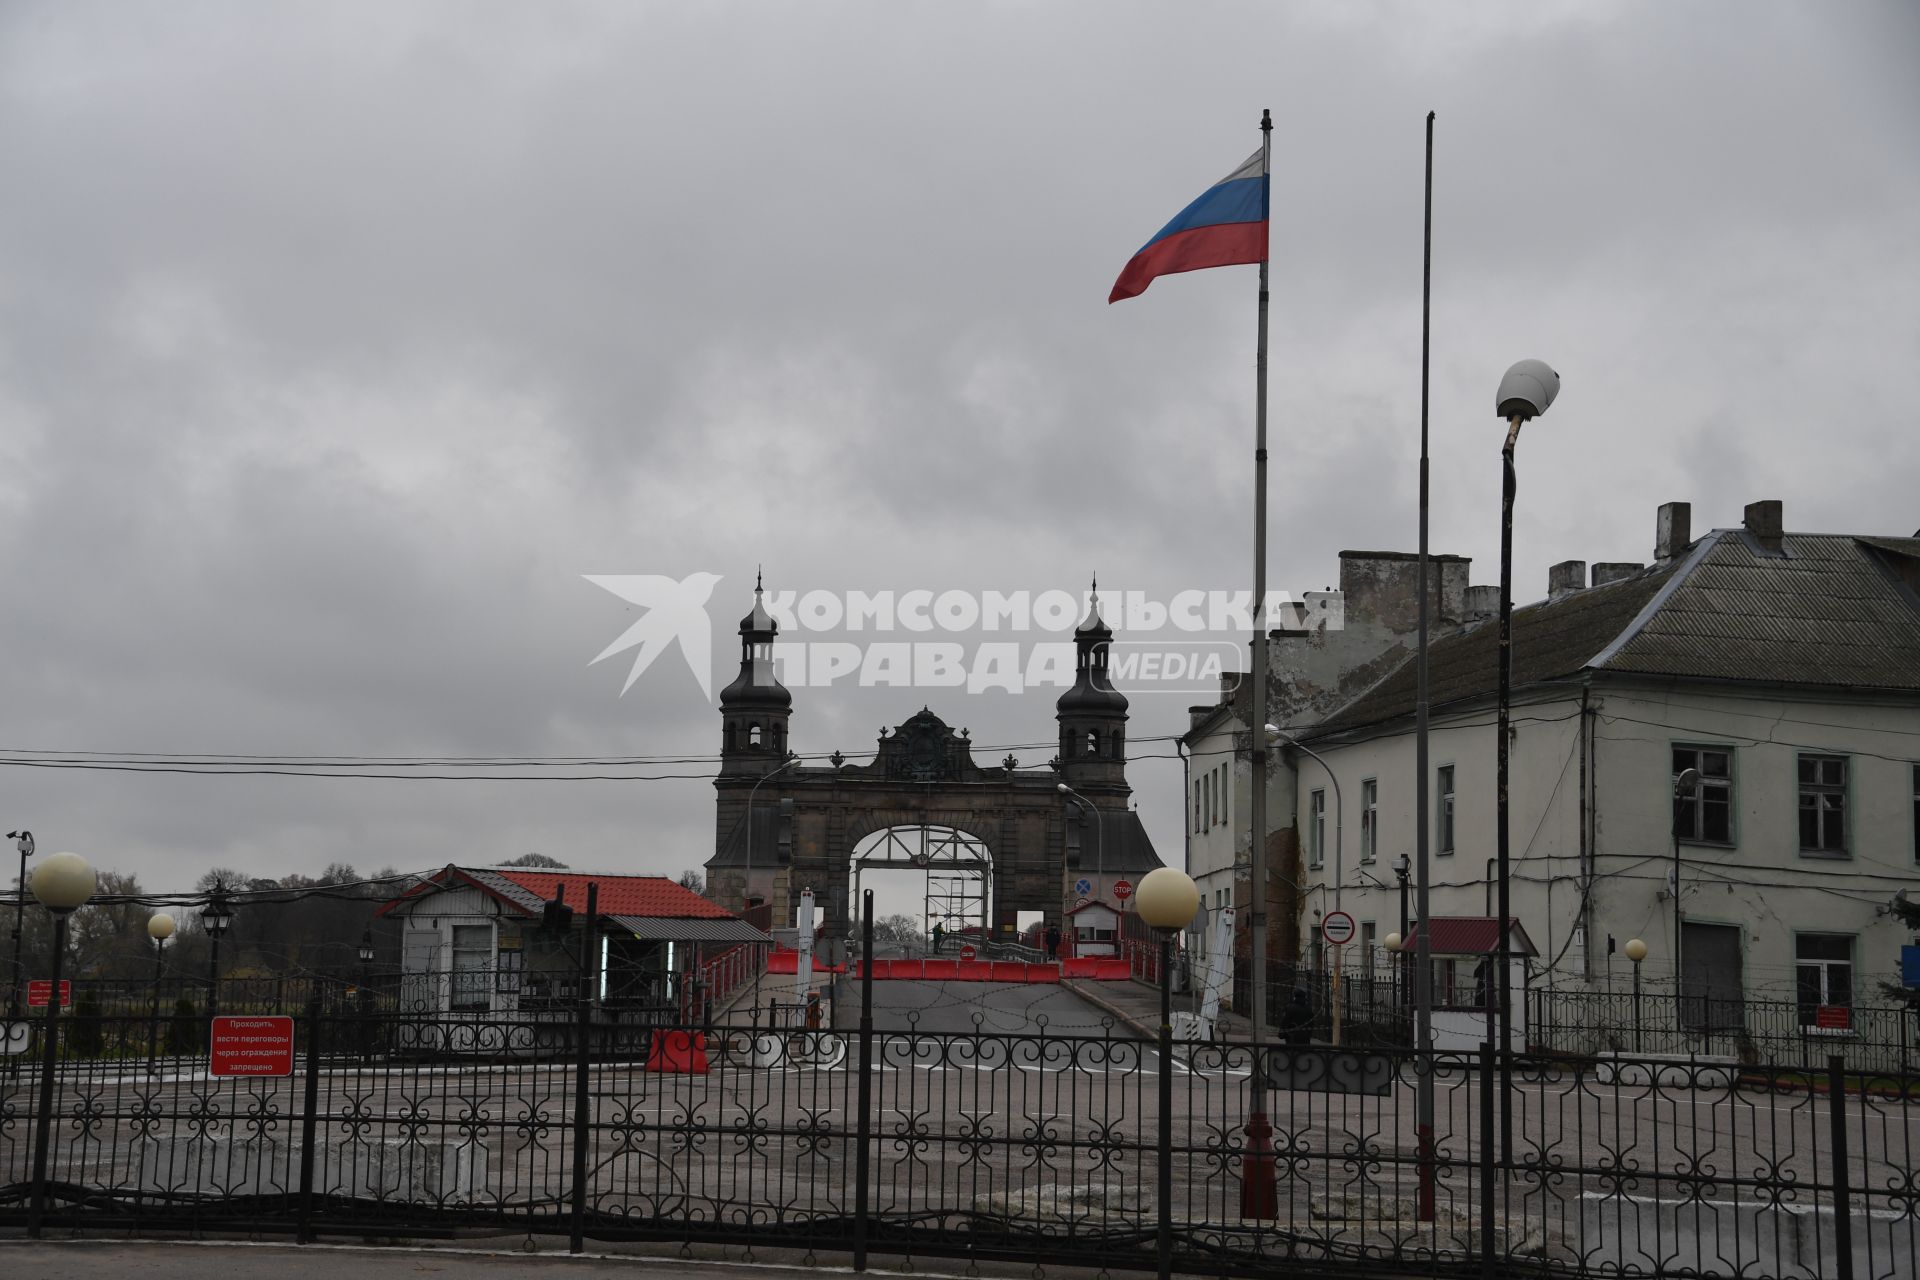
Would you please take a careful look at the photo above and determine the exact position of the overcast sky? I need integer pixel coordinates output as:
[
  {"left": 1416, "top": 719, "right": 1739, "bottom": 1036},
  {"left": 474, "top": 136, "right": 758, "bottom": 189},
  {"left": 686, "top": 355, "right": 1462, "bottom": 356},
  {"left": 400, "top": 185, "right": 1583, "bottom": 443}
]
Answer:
[{"left": 1, "top": 2, "right": 1914, "bottom": 920}]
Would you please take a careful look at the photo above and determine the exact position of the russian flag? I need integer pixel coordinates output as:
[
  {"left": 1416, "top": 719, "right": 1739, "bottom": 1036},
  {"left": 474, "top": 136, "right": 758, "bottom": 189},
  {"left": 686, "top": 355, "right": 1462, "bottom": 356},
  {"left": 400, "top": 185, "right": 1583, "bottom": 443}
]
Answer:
[{"left": 1109, "top": 148, "right": 1268, "bottom": 303}]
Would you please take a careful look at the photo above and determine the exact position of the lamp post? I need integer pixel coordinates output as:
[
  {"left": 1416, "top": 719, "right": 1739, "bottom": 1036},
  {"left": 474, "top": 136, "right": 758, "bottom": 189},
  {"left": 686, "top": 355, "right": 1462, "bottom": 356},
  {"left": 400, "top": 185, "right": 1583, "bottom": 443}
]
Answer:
[
  {"left": 1392, "top": 853, "right": 1410, "bottom": 940},
  {"left": 202, "top": 884, "right": 235, "bottom": 1034},
  {"left": 146, "top": 913, "right": 175, "bottom": 1075},
  {"left": 1136, "top": 866, "right": 1200, "bottom": 1280},
  {"left": 1624, "top": 938, "right": 1648, "bottom": 1053},
  {"left": 357, "top": 929, "right": 376, "bottom": 1065},
  {"left": 1057, "top": 782, "right": 1104, "bottom": 907},
  {"left": 743, "top": 752, "right": 799, "bottom": 913},
  {"left": 7, "top": 830, "right": 33, "bottom": 1021},
  {"left": 1492, "top": 357, "right": 1560, "bottom": 1166},
  {"left": 27, "top": 850, "right": 95, "bottom": 1238}
]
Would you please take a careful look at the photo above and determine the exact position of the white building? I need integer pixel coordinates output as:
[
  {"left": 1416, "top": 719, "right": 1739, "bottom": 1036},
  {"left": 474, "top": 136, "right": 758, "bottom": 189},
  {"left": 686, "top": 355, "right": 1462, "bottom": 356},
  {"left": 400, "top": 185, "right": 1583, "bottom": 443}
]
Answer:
[{"left": 1292, "top": 500, "right": 1920, "bottom": 1052}]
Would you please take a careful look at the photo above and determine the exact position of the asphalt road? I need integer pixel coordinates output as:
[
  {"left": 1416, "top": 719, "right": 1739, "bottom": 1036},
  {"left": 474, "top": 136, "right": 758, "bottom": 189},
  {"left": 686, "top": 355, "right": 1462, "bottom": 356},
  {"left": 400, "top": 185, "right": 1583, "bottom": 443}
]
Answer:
[{"left": 829, "top": 978, "right": 1123, "bottom": 1035}]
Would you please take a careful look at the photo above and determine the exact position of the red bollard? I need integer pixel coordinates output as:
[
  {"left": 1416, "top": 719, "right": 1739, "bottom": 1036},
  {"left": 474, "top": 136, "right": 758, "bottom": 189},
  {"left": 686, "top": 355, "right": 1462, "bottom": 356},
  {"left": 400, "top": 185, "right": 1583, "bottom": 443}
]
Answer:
[{"left": 1240, "top": 1109, "right": 1278, "bottom": 1219}]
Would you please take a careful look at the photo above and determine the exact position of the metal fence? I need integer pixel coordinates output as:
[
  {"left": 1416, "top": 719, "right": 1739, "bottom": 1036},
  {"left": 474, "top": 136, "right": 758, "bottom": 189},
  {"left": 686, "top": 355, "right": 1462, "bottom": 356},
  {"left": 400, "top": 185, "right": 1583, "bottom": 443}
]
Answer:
[{"left": 5, "top": 992, "right": 1918, "bottom": 1277}]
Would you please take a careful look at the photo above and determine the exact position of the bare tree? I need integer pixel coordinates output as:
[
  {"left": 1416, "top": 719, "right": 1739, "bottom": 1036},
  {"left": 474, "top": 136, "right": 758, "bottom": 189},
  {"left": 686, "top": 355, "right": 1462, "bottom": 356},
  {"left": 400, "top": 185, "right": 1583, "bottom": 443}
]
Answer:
[{"left": 676, "top": 868, "right": 705, "bottom": 896}]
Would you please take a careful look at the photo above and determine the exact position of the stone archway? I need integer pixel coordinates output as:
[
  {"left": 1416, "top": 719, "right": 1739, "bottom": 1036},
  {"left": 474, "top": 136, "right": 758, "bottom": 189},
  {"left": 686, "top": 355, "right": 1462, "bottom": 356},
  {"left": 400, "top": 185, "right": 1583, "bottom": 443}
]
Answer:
[{"left": 707, "top": 707, "right": 1164, "bottom": 939}]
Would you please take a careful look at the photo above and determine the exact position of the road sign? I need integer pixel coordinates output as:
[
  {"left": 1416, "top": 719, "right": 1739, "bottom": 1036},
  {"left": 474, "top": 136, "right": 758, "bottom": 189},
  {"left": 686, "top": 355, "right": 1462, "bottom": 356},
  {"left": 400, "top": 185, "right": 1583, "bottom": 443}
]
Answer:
[
  {"left": 26, "top": 980, "right": 71, "bottom": 1009},
  {"left": 958, "top": 945, "right": 976, "bottom": 961},
  {"left": 209, "top": 1015, "right": 295, "bottom": 1078},
  {"left": 1321, "top": 911, "right": 1357, "bottom": 947},
  {"left": 1113, "top": 879, "right": 1134, "bottom": 902},
  {"left": 1073, "top": 877, "right": 1092, "bottom": 897}
]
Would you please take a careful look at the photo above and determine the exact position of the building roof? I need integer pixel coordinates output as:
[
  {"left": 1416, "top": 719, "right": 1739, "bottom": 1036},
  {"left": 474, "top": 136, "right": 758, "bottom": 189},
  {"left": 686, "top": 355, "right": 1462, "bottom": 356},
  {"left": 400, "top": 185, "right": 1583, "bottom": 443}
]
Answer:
[
  {"left": 378, "top": 864, "right": 742, "bottom": 924},
  {"left": 609, "top": 914, "right": 771, "bottom": 942},
  {"left": 1398, "top": 916, "right": 1537, "bottom": 956},
  {"left": 1309, "top": 529, "right": 1920, "bottom": 737}
]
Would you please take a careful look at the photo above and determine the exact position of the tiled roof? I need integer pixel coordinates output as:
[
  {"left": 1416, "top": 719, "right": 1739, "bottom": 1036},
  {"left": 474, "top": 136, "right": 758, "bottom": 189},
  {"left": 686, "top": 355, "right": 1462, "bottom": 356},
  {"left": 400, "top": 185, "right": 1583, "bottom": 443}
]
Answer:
[
  {"left": 492, "top": 869, "right": 736, "bottom": 919},
  {"left": 1310, "top": 529, "right": 1920, "bottom": 737},
  {"left": 1398, "top": 916, "right": 1536, "bottom": 956},
  {"left": 378, "top": 865, "right": 735, "bottom": 920}
]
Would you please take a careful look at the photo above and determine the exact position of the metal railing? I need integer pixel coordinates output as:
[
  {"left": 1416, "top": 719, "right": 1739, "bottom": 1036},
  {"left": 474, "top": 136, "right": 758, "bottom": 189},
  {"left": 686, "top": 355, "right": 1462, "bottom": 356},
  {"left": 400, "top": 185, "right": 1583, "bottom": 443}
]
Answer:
[{"left": 4, "top": 983, "right": 1916, "bottom": 1278}]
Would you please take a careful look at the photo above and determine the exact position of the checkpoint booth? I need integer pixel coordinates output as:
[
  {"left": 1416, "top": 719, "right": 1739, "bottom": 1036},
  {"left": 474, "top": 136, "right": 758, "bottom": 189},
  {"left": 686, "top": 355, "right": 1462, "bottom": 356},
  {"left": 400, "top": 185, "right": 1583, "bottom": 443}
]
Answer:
[
  {"left": 1065, "top": 899, "right": 1122, "bottom": 958},
  {"left": 1399, "top": 916, "right": 1536, "bottom": 1052}
]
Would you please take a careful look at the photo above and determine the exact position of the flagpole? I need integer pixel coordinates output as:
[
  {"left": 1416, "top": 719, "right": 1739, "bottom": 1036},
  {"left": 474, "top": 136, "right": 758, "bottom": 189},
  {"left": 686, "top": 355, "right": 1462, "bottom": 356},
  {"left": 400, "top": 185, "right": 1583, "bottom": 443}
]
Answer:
[{"left": 1241, "top": 104, "right": 1278, "bottom": 1221}]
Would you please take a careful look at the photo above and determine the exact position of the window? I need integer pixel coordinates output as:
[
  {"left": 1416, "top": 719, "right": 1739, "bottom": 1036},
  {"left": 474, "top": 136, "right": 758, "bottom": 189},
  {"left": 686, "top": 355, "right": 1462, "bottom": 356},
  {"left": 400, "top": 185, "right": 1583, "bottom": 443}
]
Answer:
[
  {"left": 1203, "top": 772, "right": 1213, "bottom": 830},
  {"left": 1673, "top": 746, "right": 1733, "bottom": 844},
  {"left": 450, "top": 924, "right": 492, "bottom": 1011},
  {"left": 1798, "top": 755, "right": 1848, "bottom": 855},
  {"left": 1437, "top": 765, "right": 1455, "bottom": 856},
  {"left": 495, "top": 948, "right": 523, "bottom": 995},
  {"left": 1086, "top": 730, "right": 1100, "bottom": 756},
  {"left": 1795, "top": 934, "right": 1854, "bottom": 1028},
  {"left": 1912, "top": 765, "right": 1918, "bottom": 863},
  {"left": 747, "top": 723, "right": 762, "bottom": 747},
  {"left": 1218, "top": 766, "right": 1228, "bottom": 826},
  {"left": 1309, "top": 790, "right": 1326, "bottom": 869},
  {"left": 1361, "top": 779, "right": 1379, "bottom": 862},
  {"left": 1360, "top": 922, "right": 1376, "bottom": 979},
  {"left": 1214, "top": 766, "right": 1224, "bottom": 825},
  {"left": 1193, "top": 781, "right": 1202, "bottom": 834}
]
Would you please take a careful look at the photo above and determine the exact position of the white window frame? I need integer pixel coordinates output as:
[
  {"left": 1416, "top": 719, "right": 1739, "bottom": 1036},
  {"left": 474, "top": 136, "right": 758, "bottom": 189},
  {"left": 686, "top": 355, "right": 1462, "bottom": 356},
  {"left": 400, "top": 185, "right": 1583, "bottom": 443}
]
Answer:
[
  {"left": 1360, "top": 778, "right": 1379, "bottom": 863},
  {"left": 1309, "top": 790, "right": 1326, "bottom": 869}
]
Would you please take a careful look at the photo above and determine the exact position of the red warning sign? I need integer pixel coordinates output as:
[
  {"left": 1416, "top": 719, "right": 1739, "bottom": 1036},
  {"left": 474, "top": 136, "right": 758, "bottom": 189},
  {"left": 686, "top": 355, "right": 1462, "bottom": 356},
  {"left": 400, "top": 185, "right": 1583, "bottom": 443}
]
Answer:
[{"left": 209, "top": 1015, "right": 295, "bottom": 1077}]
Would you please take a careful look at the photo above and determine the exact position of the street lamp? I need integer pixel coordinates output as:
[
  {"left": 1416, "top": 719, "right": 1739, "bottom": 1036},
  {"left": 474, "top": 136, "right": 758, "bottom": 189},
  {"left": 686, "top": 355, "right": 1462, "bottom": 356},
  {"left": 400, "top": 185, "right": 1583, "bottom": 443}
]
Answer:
[
  {"left": 1383, "top": 931, "right": 1404, "bottom": 1025},
  {"left": 743, "top": 752, "right": 799, "bottom": 913},
  {"left": 7, "top": 830, "right": 33, "bottom": 1021},
  {"left": 1136, "top": 866, "right": 1200, "bottom": 1280},
  {"left": 1057, "top": 782, "right": 1104, "bottom": 908},
  {"left": 202, "top": 884, "right": 235, "bottom": 1030},
  {"left": 357, "top": 928, "right": 376, "bottom": 1065},
  {"left": 146, "top": 913, "right": 175, "bottom": 1075},
  {"left": 27, "top": 851, "right": 95, "bottom": 1237},
  {"left": 1492, "top": 357, "right": 1559, "bottom": 1165},
  {"left": 1624, "top": 938, "right": 1648, "bottom": 1052}
]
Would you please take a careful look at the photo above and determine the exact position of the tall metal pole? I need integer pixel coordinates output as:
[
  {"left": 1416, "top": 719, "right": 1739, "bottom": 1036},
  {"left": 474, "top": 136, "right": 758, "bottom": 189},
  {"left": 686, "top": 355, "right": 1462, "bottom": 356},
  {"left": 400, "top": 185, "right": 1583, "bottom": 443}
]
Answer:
[
  {"left": 1497, "top": 415, "right": 1522, "bottom": 1167},
  {"left": 568, "top": 880, "right": 598, "bottom": 1254},
  {"left": 1414, "top": 108, "right": 1439, "bottom": 1223},
  {"left": 146, "top": 935, "right": 166, "bottom": 1075},
  {"left": 1241, "top": 106, "right": 1278, "bottom": 1222},
  {"left": 27, "top": 913, "right": 68, "bottom": 1238},
  {"left": 8, "top": 832, "right": 31, "bottom": 1020},
  {"left": 1157, "top": 931, "right": 1176, "bottom": 1279}
]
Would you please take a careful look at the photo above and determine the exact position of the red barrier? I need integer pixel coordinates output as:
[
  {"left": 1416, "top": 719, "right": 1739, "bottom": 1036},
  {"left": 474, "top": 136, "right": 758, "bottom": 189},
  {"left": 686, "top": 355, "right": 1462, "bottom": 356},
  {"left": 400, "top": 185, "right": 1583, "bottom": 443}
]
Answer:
[
  {"left": 986, "top": 961, "right": 1023, "bottom": 982},
  {"left": 766, "top": 949, "right": 843, "bottom": 975},
  {"left": 645, "top": 1030, "right": 710, "bottom": 1074},
  {"left": 1028, "top": 963, "right": 1062, "bottom": 984},
  {"left": 923, "top": 959, "right": 960, "bottom": 980},
  {"left": 1061, "top": 957, "right": 1099, "bottom": 979},
  {"left": 1093, "top": 959, "right": 1132, "bottom": 981}
]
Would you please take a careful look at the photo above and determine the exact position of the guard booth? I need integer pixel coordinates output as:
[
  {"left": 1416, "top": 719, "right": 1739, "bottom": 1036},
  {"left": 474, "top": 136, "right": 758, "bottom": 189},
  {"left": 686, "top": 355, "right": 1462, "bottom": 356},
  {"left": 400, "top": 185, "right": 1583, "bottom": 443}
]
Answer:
[
  {"left": 1399, "top": 916, "right": 1535, "bottom": 1052},
  {"left": 1065, "top": 900, "right": 1122, "bottom": 958}
]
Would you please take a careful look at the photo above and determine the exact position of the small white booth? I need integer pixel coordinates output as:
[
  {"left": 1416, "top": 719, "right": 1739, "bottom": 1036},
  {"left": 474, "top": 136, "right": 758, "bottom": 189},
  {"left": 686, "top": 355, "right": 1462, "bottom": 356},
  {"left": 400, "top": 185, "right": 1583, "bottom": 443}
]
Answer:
[
  {"left": 1066, "top": 899, "right": 1122, "bottom": 958},
  {"left": 1400, "top": 917, "right": 1535, "bottom": 1052}
]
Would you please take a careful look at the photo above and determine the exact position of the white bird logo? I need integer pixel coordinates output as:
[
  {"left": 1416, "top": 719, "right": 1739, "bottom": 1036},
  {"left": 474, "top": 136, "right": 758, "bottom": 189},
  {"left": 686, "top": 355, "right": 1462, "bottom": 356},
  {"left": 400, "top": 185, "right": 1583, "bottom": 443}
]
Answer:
[{"left": 583, "top": 572, "right": 724, "bottom": 698}]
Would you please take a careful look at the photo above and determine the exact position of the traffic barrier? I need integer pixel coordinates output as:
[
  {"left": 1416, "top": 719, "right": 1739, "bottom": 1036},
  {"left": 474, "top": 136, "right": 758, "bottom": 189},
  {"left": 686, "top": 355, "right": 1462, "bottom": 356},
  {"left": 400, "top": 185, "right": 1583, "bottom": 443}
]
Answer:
[
  {"left": 923, "top": 959, "right": 960, "bottom": 980},
  {"left": 645, "top": 1030, "right": 710, "bottom": 1074}
]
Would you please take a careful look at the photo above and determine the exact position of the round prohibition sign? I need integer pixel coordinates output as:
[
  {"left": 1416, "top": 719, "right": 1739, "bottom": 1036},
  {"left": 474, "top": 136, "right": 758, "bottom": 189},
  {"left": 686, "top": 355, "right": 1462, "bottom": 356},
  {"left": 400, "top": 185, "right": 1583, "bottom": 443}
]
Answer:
[{"left": 1321, "top": 910, "right": 1357, "bottom": 947}]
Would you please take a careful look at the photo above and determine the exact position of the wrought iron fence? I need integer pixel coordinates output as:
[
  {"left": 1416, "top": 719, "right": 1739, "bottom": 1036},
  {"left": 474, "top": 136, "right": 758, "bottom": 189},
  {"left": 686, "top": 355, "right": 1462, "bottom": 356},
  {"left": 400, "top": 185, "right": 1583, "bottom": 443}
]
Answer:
[{"left": 3, "top": 982, "right": 1917, "bottom": 1277}]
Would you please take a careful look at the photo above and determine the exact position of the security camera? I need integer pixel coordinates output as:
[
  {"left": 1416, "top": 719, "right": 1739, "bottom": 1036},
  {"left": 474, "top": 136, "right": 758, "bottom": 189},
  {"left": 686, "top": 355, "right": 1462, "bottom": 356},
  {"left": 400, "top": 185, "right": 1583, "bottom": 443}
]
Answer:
[{"left": 1495, "top": 359, "right": 1560, "bottom": 421}]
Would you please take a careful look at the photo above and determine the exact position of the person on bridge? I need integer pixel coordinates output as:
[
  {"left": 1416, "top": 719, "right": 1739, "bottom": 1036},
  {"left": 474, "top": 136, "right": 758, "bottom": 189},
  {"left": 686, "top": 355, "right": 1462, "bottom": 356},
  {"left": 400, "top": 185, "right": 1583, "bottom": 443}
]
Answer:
[
  {"left": 1043, "top": 921, "right": 1062, "bottom": 961},
  {"left": 931, "top": 922, "right": 944, "bottom": 953}
]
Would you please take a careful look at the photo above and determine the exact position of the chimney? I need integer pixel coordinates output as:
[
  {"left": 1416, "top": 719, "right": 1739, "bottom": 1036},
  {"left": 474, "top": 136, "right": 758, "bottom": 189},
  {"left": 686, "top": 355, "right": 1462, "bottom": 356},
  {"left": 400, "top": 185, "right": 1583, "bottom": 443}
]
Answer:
[
  {"left": 1465, "top": 585, "right": 1501, "bottom": 619},
  {"left": 1744, "top": 499, "right": 1784, "bottom": 552},
  {"left": 1655, "top": 502, "right": 1692, "bottom": 563},
  {"left": 1548, "top": 560, "right": 1587, "bottom": 599},
  {"left": 1591, "top": 562, "right": 1643, "bottom": 587}
]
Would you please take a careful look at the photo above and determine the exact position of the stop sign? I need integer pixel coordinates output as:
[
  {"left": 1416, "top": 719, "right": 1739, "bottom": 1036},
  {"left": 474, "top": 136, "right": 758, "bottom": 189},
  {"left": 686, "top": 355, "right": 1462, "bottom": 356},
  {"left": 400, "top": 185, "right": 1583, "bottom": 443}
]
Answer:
[{"left": 1112, "top": 879, "right": 1134, "bottom": 901}]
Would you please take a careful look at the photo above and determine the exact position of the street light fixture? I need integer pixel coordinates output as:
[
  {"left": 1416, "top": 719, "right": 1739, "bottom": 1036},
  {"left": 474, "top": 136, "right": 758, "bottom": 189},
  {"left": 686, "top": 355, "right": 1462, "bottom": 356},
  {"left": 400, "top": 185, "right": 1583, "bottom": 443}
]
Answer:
[
  {"left": 1391, "top": 852, "right": 1411, "bottom": 940},
  {"left": 146, "top": 912, "right": 175, "bottom": 1075},
  {"left": 202, "top": 884, "right": 235, "bottom": 1028},
  {"left": 1057, "top": 782, "right": 1104, "bottom": 910},
  {"left": 7, "top": 830, "right": 33, "bottom": 1022},
  {"left": 27, "top": 851, "right": 95, "bottom": 1238},
  {"left": 1492, "top": 357, "right": 1559, "bottom": 1167},
  {"left": 1135, "top": 866, "right": 1199, "bottom": 1280},
  {"left": 1623, "top": 937, "right": 1648, "bottom": 1052}
]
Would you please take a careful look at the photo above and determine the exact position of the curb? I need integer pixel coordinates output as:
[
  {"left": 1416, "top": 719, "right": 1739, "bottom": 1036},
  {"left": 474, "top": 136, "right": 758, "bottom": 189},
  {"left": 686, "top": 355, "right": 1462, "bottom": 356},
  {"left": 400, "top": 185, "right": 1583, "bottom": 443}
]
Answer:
[{"left": 1058, "top": 979, "right": 1156, "bottom": 1041}]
